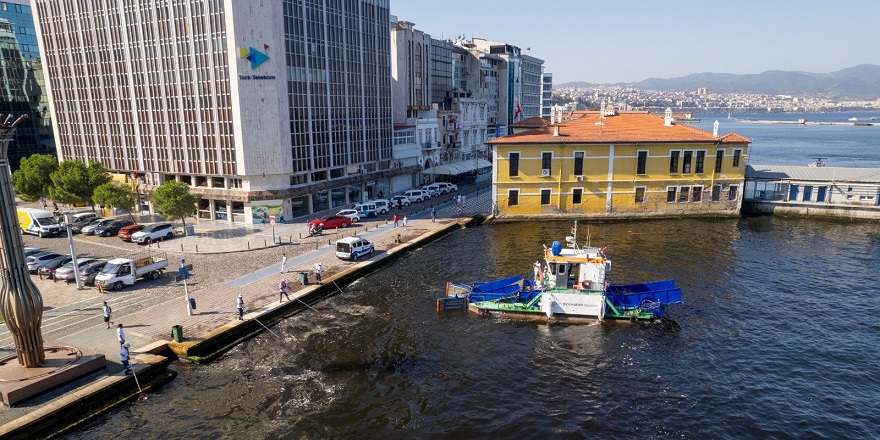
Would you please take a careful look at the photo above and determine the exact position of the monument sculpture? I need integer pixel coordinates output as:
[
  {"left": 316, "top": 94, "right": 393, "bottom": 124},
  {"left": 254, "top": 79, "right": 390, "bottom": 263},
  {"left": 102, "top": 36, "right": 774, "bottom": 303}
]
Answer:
[{"left": 0, "top": 114, "right": 44, "bottom": 366}]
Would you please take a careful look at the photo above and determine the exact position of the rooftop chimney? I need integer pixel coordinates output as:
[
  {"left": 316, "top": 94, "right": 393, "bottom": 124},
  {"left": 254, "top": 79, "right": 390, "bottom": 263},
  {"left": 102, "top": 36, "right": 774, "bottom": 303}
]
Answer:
[
  {"left": 664, "top": 108, "right": 674, "bottom": 126},
  {"left": 553, "top": 125, "right": 560, "bottom": 137},
  {"left": 713, "top": 120, "right": 719, "bottom": 137}
]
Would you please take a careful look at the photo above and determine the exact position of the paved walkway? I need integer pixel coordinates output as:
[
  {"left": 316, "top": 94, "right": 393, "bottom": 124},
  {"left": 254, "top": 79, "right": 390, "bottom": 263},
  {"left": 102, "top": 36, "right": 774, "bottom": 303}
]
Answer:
[{"left": 0, "top": 183, "right": 492, "bottom": 427}]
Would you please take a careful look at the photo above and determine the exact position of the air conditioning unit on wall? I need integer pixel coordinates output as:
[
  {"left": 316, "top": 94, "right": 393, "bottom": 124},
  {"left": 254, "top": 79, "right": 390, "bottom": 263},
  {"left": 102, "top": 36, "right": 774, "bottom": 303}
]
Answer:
[
  {"left": 541, "top": 169, "right": 551, "bottom": 177},
  {"left": 576, "top": 175, "right": 584, "bottom": 181}
]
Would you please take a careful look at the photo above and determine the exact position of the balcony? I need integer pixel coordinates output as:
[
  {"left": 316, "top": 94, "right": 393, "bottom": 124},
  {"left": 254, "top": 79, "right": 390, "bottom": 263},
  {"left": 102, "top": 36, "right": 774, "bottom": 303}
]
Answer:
[{"left": 422, "top": 141, "right": 440, "bottom": 151}]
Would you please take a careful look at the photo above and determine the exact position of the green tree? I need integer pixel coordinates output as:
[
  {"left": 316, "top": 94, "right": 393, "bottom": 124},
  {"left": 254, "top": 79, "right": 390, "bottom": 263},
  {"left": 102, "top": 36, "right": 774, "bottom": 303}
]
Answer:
[
  {"left": 48, "top": 160, "right": 111, "bottom": 209},
  {"left": 151, "top": 180, "right": 198, "bottom": 227},
  {"left": 93, "top": 183, "right": 136, "bottom": 223},
  {"left": 10, "top": 154, "right": 58, "bottom": 203}
]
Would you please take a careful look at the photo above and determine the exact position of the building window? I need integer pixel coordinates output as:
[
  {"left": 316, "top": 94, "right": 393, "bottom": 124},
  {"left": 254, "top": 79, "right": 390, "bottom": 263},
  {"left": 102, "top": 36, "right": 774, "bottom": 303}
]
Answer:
[
  {"left": 803, "top": 185, "right": 813, "bottom": 202},
  {"left": 637, "top": 151, "right": 647, "bottom": 175},
  {"left": 729, "top": 185, "right": 739, "bottom": 200},
  {"left": 678, "top": 186, "right": 690, "bottom": 202},
  {"left": 667, "top": 187, "right": 677, "bottom": 202},
  {"left": 230, "top": 178, "right": 242, "bottom": 189},
  {"left": 669, "top": 151, "right": 680, "bottom": 174},
  {"left": 695, "top": 151, "right": 705, "bottom": 173},
  {"left": 715, "top": 150, "right": 724, "bottom": 172},
  {"left": 817, "top": 186, "right": 827, "bottom": 202},
  {"left": 541, "top": 189, "right": 551, "bottom": 205},
  {"left": 733, "top": 149, "right": 742, "bottom": 167},
  {"left": 508, "top": 189, "right": 519, "bottom": 206},
  {"left": 711, "top": 185, "right": 722, "bottom": 201},
  {"left": 682, "top": 151, "right": 692, "bottom": 173},
  {"left": 509, "top": 152, "right": 519, "bottom": 177},
  {"left": 541, "top": 152, "right": 552, "bottom": 174},
  {"left": 573, "top": 151, "right": 584, "bottom": 176},
  {"left": 572, "top": 188, "right": 582, "bottom": 204},
  {"left": 789, "top": 184, "right": 799, "bottom": 201},
  {"left": 635, "top": 187, "right": 646, "bottom": 203},
  {"left": 692, "top": 186, "right": 703, "bottom": 202}
]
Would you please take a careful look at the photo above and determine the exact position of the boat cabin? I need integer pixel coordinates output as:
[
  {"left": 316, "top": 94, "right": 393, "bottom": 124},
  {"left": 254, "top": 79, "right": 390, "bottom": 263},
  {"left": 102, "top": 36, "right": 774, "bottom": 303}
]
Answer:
[{"left": 542, "top": 239, "right": 610, "bottom": 291}]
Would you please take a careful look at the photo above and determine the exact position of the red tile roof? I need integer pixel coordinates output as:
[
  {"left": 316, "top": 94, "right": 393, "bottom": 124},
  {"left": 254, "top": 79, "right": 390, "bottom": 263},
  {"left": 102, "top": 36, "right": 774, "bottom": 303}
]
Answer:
[
  {"left": 489, "top": 111, "right": 750, "bottom": 144},
  {"left": 510, "top": 116, "right": 551, "bottom": 128}
]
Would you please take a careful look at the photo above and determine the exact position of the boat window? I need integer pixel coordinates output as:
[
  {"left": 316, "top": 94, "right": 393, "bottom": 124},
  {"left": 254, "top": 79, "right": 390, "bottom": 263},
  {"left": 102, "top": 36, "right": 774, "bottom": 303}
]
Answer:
[{"left": 557, "top": 264, "right": 566, "bottom": 275}]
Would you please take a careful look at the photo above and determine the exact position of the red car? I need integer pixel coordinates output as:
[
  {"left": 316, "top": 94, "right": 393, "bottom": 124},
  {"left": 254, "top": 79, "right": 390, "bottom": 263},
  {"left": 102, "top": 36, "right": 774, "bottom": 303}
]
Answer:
[
  {"left": 118, "top": 224, "right": 145, "bottom": 241},
  {"left": 309, "top": 215, "right": 351, "bottom": 230}
]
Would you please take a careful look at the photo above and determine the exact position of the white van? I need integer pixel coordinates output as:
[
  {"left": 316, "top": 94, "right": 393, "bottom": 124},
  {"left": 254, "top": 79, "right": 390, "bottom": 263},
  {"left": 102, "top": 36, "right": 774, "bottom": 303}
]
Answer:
[
  {"left": 401, "top": 189, "right": 428, "bottom": 203},
  {"left": 370, "top": 199, "right": 391, "bottom": 214},
  {"left": 17, "top": 208, "right": 62, "bottom": 237},
  {"left": 335, "top": 236, "right": 374, "bottom": 261}
]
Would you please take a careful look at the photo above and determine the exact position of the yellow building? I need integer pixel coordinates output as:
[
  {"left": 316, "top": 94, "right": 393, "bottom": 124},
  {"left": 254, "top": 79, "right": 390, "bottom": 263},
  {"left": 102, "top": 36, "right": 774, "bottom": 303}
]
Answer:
[{"left": 488, "top": 109, "right": 750, "bottom": 218}]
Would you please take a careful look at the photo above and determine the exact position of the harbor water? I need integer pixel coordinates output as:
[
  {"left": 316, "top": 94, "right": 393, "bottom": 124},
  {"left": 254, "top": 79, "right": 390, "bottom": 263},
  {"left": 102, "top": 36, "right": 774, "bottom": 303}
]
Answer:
[
  {"left": 63, "top": 218, "right": 880, "bottom": 439},
  {"left": 62, "top": 115, "right": 880, "bottom": 439}
]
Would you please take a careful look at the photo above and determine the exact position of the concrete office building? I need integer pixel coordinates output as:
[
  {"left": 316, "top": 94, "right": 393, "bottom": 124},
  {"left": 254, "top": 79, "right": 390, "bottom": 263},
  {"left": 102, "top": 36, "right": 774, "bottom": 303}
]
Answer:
[
  {"left": 541, "top": 72, "right": 553, "bottom": 119},
  {"left": 33, "top": 0, "right": 403, "bottom": 223}
]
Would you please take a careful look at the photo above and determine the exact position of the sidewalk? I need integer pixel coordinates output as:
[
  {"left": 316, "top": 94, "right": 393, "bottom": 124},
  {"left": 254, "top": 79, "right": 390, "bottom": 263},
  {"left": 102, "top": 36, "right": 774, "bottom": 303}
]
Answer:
[{"left": 0, "top": 183, "right": 492, "bottom": 430}]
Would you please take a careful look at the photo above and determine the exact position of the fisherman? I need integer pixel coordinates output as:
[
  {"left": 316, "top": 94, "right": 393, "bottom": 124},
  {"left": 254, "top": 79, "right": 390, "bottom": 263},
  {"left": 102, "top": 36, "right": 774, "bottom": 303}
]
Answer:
[
  {"left": 237, "top": 294, "right": 245, "bottom": 320},
  {"left": 120, "top": 343, "right": 131, "bottom": 375}
]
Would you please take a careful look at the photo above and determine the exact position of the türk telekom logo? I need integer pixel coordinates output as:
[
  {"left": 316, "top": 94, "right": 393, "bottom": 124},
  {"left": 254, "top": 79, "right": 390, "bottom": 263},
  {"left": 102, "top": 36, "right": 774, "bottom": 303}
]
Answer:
[{"left": 238, "top": 44, "right": 270, "bottom": 69}]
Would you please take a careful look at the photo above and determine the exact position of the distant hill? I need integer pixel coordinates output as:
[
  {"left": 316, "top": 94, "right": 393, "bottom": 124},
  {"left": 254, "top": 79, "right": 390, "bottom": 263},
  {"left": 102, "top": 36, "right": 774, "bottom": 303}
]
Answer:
[{"left": 555, "top": 65, "right": 880, "bottom": 100}]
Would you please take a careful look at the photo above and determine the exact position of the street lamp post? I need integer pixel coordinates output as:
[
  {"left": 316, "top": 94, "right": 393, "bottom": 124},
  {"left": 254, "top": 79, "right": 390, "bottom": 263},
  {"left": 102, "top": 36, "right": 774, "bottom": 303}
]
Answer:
[
  {"left": 63, "top": 212, "right": 83, "bottom": 290},
  {"left": 179, "top": 258, "right": 192, "bottom": 316}
]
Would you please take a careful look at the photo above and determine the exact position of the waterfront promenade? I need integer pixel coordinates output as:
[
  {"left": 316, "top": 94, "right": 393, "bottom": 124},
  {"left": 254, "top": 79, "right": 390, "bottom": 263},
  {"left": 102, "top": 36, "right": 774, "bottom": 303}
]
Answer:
[{"left": 0, "top": 184, "right": 492, "bottom": 437}]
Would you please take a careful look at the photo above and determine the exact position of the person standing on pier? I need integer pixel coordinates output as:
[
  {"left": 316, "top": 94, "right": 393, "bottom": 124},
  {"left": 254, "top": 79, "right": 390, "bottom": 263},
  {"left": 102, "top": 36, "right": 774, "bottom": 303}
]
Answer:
[
  {"left": 315, "top": 262, "right": 323, "bottom": 285},
  {"left": 117, "top": 323, "right": 126, "bottom": 345},
  {"left": 103, "top": 301, "right": 113, "bottom": 329},
  {"left": 393, "top": 214, "right": 398, "bottom": 227},
  {"left": 431, "top": 207, "right": 436, "bottom": 222},
  {"left": 280, "top": 252, "right": 288, "bottom": 273},
  {"left": 120, "top": 343, "right": 131, "bottom": 375},
  {"left": 237, "top": 294, "right": 245, "bottom": 320},
  {"left": 279, "top": 279, "right": 290, "bottom": 303},
  {"left": 403, "top": 215, "right": 408, "bottom": 229}
]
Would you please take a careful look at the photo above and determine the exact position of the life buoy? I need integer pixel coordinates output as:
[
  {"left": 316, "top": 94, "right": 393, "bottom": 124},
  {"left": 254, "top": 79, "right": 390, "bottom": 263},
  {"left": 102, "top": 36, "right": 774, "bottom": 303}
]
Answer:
[{"left": 581, "top": 280, "right": 592, "bottom": 289}]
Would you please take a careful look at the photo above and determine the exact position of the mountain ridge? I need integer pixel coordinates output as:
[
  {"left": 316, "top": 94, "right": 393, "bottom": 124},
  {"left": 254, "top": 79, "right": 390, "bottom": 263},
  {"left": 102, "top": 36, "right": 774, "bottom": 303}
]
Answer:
[{"left": 555, "top": 65, "right": 880, "bottom": 100}]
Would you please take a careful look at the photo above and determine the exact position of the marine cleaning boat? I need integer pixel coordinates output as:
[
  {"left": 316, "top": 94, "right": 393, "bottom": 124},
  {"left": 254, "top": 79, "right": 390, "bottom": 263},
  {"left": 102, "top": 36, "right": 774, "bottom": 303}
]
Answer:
[{"left": 439, "top": 222, "right": 682, "bottom": 323}]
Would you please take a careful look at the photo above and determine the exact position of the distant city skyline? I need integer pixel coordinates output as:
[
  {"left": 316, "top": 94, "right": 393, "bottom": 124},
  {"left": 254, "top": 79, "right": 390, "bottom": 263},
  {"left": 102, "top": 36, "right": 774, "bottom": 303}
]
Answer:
[{"left": 391, "top": 0, "right": 880, "bottom": 85}]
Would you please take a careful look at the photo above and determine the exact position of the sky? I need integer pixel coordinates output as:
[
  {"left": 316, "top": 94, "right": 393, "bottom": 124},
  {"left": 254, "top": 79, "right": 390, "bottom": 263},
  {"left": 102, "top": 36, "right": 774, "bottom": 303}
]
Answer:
[{"left": 391, "top": 0, "right": 880, "bottom": 85}]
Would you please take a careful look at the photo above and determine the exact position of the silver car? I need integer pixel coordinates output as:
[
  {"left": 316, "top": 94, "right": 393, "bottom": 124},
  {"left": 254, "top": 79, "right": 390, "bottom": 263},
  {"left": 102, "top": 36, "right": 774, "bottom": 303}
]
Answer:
[
  {"left": 53, "top": 258, "right": 98, "bottom": 281},
  {"left": 79, "top": 260, "right": 108, "bottom": 285},
  {"left": 26, "top": 252, "right": 67, "bottom": 274}
]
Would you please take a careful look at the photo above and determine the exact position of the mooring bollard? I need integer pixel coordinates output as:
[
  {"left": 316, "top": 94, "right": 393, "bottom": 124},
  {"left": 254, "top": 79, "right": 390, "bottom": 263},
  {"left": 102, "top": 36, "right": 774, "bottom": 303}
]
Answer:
[
  {"left": 195, "top": 244, "right": 199, "bottom": 252},
  {"left": 180, "top": 244, "right": 184, "bottom": 251},
  {"left": 264, "top": 239, "right": 267, "bottom": 247}
]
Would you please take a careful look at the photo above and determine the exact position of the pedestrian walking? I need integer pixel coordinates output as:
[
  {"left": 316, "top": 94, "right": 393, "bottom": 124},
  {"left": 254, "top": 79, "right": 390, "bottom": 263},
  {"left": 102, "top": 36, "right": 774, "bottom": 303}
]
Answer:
[
  {"left": 120, "top": 343, "right": 131, "bottom": 375},
  {"left": 117, "top": 323, "right": 126, "bottom": 345},
  {"left": 402, "top": 215, "right": 408, "bottom": 229},
  {"left": 314, "top": 262, "right": 323, "bottom": 284},
  {"left": 462, "top": 194, "right": 467, "bottom": 204},
  {"left": 237, "top": 294, "right": 245, "bottom": 320},
  {"left": 393, "top": 214, "right": 398, "bottom": 227},
  {"left": 102, "top": 301, "right": 113, "bottom": 329},
  {"left": 279, "top": 279, "right": 290, "bottom": 302},
  {"left": 431, "top": 207, "right": 435, "bottom": 222},
  {"left": 280, "top": 252, "right": 288, "bottom": 273}
]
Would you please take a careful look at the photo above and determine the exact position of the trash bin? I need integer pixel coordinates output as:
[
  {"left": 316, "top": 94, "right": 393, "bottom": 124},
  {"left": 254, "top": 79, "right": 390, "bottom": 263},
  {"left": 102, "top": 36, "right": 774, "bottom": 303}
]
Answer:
[
  {"left": 184, "top": 225, "right": 195, "bottom": 236},
  {"left": 171, "top": 324, "right": 184, "bottom": 342},
  {"left": 298, "top": 271, "right": 309, "bottom": 286},
  {"left": 189, "top": 297, "right": 196, "bottom": 310}
]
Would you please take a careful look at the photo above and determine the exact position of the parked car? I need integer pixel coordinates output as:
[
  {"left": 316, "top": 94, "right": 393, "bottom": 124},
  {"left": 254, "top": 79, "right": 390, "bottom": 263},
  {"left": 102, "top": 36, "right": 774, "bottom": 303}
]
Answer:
[
  {"left": 70, "top": 217, "right": 105, "bottom": 234},
  {"left": 79, "top": 260, "right": 109, "bottom": 285},
  {"left": 336, "top": 209, "right": 361, "bottom": 223},
  {"left": 94, "top": 220, "right": 134, "bottom": 237},
  {"left": 370, "top": 199, "right": 392, "bottom": 214},
  {"left": 401, "top": 189, "right": 428, "bottom": 203},
  {"left": 81, "top": 219, "right": 115, "bottom": 236},
  {"left": 118, "top": 224, "right": 145, "bottom": 241},
  {"left": 389, "top": 195, "right": 411, "bottom": 208},
  {"left": 335, "top": 236, "right": 374, "bottom": 261},
  {"left": 434, "top": 182, "right": 458, "bottom": 194},
  {"left": 60, "top": 212, "right": 98, "bottom": 226},
  {"left": 23, "top": 247, "right": 43, "bottom": 257},
  {"left": 421, "top": 186, "right": 440, "bottom": 198},
  {"left": 131, "top": 223, "right": 175, "bottom": 244},
  {"left": 352, "top": 202, "right": 378, "bottom": 218},
  {"left": 308, "top": 215, "right": 351, "bottom": 230},
  {"left": 38, "top": 256, "right": 74, "bottom": 278},
  {"left": 53, "top": 258, "right": 98, "bottom": 282},
  {"left": 26, "top": 252, "right": 66, "bottom": 274}
]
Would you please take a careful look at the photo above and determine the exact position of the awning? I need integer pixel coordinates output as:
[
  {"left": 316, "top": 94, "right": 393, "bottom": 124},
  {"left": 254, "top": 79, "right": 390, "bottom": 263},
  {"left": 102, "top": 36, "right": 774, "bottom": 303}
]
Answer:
[{"left": 428, "top": 158, "right": 492, "bottom": 175}]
